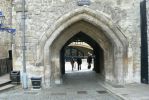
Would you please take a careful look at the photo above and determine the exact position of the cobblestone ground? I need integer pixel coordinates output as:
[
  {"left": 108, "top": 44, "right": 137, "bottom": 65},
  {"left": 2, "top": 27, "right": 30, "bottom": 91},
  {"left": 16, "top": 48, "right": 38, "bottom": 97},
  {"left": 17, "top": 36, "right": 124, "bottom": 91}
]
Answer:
[{"left": 0, "top": 61, "right": 122, "bottom": 100}]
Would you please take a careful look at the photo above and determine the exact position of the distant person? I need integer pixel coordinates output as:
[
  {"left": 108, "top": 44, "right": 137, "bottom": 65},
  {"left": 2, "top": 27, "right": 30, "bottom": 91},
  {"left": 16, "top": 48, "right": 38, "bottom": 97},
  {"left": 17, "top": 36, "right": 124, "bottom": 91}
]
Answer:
[
  {"left": 77, "top": 56, "right": 82, "bottom": 70},
  {"left": 70, "top": 57, "right": 75, "bottom": 71},
  {"left": 87, "top": 54, "right": 92, "bottom": 69}
]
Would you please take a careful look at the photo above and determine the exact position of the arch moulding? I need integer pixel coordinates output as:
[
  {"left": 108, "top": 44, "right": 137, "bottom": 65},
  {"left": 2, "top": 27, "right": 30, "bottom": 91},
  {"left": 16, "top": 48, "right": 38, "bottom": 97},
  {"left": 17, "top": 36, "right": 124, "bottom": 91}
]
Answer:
[{"left": 38, "top": 7, "right": 128, "bottom": 87}]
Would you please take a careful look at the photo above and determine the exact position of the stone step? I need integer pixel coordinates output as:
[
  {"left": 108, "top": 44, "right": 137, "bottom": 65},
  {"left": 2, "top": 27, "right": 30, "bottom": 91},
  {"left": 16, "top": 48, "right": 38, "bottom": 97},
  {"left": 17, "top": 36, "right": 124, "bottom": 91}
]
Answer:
[
  {"left": 0, "top": 84, "right": 15, "bottom": 93},
  {"left": 0, "top": 74, "right": 15, "bottom": 92},
  {"left": 0, "top": 80, "right": 12, "bottom": 87},
  {"left": 0, "top": 74, "right": 11, "bottom": 87}
]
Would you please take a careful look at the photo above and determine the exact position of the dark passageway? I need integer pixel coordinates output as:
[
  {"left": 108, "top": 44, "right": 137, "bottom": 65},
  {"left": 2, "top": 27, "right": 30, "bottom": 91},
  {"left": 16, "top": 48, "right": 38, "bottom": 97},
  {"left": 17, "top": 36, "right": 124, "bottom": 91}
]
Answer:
[{"left": 60, "top": 32, "right": 104, "bottom": 76}]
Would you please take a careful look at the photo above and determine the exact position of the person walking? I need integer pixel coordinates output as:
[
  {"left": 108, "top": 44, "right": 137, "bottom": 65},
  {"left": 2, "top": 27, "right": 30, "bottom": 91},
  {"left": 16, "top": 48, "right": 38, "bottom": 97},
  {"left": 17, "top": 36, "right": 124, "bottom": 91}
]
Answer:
[
  {"left": 77, "top": 56, "right": 82, "bottom": 70},
  {"left": 70, "top": 57, "right": 75, "bottom": 71},
  {"left": 87, "top": 54, "right": 92, "bottom": 69}
]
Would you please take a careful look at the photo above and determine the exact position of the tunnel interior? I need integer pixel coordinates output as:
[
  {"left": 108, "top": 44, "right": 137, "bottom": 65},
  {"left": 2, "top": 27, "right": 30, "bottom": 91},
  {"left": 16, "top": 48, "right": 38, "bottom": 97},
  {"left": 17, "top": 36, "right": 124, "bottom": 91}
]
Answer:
[{"left": 60, "top": 32, "right": 104, "bottom": 75}]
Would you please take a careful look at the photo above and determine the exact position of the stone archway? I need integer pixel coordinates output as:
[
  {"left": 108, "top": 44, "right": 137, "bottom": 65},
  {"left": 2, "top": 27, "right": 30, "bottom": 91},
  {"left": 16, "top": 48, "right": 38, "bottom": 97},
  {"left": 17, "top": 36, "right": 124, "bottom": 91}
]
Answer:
[
  {"left": 40, "top": 8, "right": 128, "bottom": 87},
  {"left": 60, "top": 32, "right": 104, "bottom": 75}
]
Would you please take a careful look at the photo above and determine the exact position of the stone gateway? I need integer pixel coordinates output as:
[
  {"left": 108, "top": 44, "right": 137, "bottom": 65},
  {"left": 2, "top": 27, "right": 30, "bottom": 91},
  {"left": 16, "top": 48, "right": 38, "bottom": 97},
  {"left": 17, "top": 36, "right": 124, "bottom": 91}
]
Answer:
[{"left": 1, "top": 0, "right": 149, "bottom": 88}]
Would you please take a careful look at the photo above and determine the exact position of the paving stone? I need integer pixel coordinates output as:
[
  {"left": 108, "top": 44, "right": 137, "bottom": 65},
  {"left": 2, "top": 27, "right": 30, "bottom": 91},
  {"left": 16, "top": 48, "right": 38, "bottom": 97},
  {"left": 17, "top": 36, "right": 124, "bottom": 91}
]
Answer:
[{"left": 0, "top": 71, "right": 121, "bottom": 100}]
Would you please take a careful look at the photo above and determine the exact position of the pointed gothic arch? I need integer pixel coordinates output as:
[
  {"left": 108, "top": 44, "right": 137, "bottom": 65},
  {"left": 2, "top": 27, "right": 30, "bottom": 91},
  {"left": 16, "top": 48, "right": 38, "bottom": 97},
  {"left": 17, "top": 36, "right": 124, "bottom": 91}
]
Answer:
[{"left": 39, "top": 7, "right": 128, "bottom": 87}]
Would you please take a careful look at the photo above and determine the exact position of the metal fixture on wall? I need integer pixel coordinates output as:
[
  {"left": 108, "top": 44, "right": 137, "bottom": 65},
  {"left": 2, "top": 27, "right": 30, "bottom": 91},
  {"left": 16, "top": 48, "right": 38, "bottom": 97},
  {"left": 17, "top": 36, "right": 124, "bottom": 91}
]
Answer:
[
  {"left": 77, "top": 0, "right": 91, "bottom": 6},
  {"left": 21, "top": 0, "right": 28, "bottom": 89},
  {"left": 140, "top": 0, "right": 148, "bottom": 84}
]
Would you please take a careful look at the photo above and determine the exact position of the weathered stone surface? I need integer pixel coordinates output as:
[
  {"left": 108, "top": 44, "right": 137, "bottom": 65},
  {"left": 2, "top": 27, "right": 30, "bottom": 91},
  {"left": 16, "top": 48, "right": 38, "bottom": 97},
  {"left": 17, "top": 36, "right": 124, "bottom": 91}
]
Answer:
[{"left": 1, "top": 0, "right": 146, "bottom": 87}]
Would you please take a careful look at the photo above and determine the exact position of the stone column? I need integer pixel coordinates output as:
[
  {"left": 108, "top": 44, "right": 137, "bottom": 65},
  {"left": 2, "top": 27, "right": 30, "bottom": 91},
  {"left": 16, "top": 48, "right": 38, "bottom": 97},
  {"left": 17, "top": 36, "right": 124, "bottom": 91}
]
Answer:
[
  {"left": 126, "top": 46, "right": 133, "bottom": 83},
  {"left": 43, "top": 47, "right": 51, "bottom": 88},
  {"left": 114, "top": 46, "right": 124, "bottom": 85},
  {"left": 12, "top": 44, "right": 16, "bottom": 69}
]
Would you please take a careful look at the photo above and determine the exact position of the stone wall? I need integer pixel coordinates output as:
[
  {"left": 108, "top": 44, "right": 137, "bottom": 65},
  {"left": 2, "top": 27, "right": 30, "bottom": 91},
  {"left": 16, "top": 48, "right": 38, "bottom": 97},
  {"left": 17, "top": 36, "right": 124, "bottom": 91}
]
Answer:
[
  {"left": 11, "top": 0, "right": 142, "bottom": 84},
  {"left": 0, "top": 0, "right": 12, "bottom": 59}
]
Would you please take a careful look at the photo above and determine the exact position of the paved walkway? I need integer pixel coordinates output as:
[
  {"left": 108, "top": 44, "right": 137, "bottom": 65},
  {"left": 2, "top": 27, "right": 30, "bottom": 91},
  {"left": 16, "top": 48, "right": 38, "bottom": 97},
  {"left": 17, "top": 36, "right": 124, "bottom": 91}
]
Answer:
[
  {"left": 66, "top": 59, "right": 149, "bottom": 100},
  {"left": 100, "top": 81, "right": 149, "bottom": 100},
  {"left": 0, "top": 61, "right": 149, "bottom": 100},
  {"left": 0, "top": 71, "right": 122, "bottom": 100}
]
